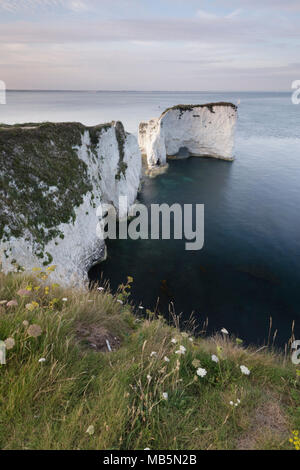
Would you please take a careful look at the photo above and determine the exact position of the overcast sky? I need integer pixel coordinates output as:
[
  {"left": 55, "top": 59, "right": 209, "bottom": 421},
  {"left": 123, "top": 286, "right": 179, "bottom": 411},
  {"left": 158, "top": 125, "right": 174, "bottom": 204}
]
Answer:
[{"left": 0, "top": 0, "right": 299, "bottom": 91}]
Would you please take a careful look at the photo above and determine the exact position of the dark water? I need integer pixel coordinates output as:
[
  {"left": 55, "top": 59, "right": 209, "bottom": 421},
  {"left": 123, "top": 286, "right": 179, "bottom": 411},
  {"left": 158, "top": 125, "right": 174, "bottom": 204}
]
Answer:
[
  {"left": 3, "top": 90, "right": 300, "bottom": 346},
  {"left": 89, "top": 92, "right": 300, "bottom": 346}
]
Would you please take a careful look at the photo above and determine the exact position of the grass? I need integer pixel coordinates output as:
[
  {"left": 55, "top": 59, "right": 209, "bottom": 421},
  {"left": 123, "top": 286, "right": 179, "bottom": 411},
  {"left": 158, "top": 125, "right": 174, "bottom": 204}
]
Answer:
[{"left": 0, "top": 268, "right": 299, "bottom": 450}]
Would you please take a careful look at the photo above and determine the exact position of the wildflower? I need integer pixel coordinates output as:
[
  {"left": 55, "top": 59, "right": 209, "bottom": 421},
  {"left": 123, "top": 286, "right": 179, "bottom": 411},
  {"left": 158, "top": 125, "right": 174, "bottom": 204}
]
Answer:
[
  {"left": 62, "top": 298, "right": 68, "bottom": 302},
  {"left": 25, "top": 286, "right": 32, "bottom": 292},
  {"left": 117, "top": 299, "right": 123, "bottom": 305},
  {"left": 230, "top": 399, "right": 241, "bottom": 407},
  {"left": 4, "top": 337, "right": 15, "bottom": 350},
  {"left": 171, "top": 338, "right": 177, "bottom": 344},
  {"left": 38, "top": 358, "right": 46, "bottom": 363},
  {"left": 240, "top": 365, "right": 250, "bottom": 376},
  {"left": 196, "top": 367, "right": 207, "bottom": 378},
  {"left": 211, "top": 354, "right": 219, "bottom": 363},
  {"left": 27, "top": 324, "right": 42, "bottom": 338},
  {"left": 97, "top": 287, "right": 104, "bottom": 291},
  {"left": 139, "top": 306, "right": 144, "bottom": 310},
  {"left": 86, "top": 425, "right": 95, "bottom": 436},
  {"left": 127, "top": 276, "right": 133, "bottom": 283},
  {"left": 289, "top": 430, "right": 300, "bottom": 450},
  {"left": 51, "top": 283, "right": 60, "bottom": 289},
  {"left": 221, "top": 328, "right": 229, "bottom": 335},
  {"left": 175, "top": 345, "right": 186, "bottom": 355},
  {"left": 32, "top": 267, "right": 42, "bottom": 272},
  {"left": 46, "top": 265, "right": 57, "bottom": 272},
  {"left": 192, "top": 359, "right": 201, "bottom": 368},
  {"left": 164, "top": 356, "right": 170, "bottom": 362},
  {"left": 147, "top": 374, "right": 151, "bottom": 382},
  {"left": 181, "top": 332, "right": 188, "bottom": 338},
  {"left": 25, "top": 301, "right": 39, "bottom": 311},
  {"left": 44, "top": 287, "right": 50, "bottom": 295},
  {"left": 22, "top": 320, "right": 29, "bottom": 327},
  {"left": 162, "top": 392, "right": 168, "bottom": 400},
  {"left": 34, "top": 286, "right": 41, "bottom": 291},
  {"left": 144, "top": 448, "right": 150, "bottom": 450},
  {"left": 6, "top": 300, "right": 18, "bottom": 308},
  {"left": 17, "top": 289, "right": 31, "bottom": 297},
  {"left": 150, "top": 351, "right": 157, "bottom": 357},
  {"left": 189, "top": 337, "right": 194, "bottom": 342}
]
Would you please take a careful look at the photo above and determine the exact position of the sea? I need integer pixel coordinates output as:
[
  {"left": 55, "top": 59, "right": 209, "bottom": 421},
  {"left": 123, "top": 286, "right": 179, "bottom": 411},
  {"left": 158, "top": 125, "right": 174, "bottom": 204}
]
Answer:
[{"left": 2, "top": 90, "right": 300, "bottom": 346}]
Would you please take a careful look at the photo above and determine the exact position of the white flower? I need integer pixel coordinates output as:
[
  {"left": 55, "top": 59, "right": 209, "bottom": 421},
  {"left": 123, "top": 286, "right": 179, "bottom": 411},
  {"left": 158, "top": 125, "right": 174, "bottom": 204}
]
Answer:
[
  {"left": 162, "top": 392, "right": 168, "bottom": 400},
  {"left": 62, "top": 298, "right": 68, "bottom": 302},
  {"left": 138, "top": 306, "right": 144, "bottom": 310},
  {"left": 164, "top": 356, "right": 170, "bottom": 362},
  {"left": 150, "top": 351, "right": 157, "bottom": 357},
  {"left": 196, "top": 367, "right": 207, "bottom": 378},
  {"left": 211, "top": 354, "right": 219, "bottom": 363},
  {"left": 86, "top": 425, "right": 95, "bottom": 436},
  {"left": 221, "top": 328, "right": 229, "bottom": 335},
  {"left": 229, "top": 401, "right": 234, "bottom": 406},
  {"left": 240, "top": 365, "right": 250, "bottom": 375},
  {"left": 117, "top": 299, "right": 123, "bottom": 305},
  {"left": 144, "top": 448, "right": 150, "bottom": 450},
  {"left": 175, "top": 345, "right": 186, "bottom": 355},
  {"left": 38, "top": 358, "right": 46, "bottom": 363},
  {"left": 237, "top": 399, "right": 241, "bottom": 404},
  {"left": 97, "top": 287, "right": 104, "bottom": 291},
  {"left": 171, "top": 338, "right": 177, "bottom": 344},
  {"left": 147, "top": 374, "right": 151, "bottom": 382},
  {"left": 189, "top": 337, "right": 194, "bottom": 342}
]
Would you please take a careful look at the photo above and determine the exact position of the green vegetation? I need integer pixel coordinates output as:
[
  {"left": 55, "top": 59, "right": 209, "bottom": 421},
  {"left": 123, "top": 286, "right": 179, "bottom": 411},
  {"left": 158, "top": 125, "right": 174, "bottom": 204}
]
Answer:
[
  {"left": 0, "top": 121, "right": 127, "bottom": 265},
  {"left": 160, "top": 102, "right": 238, "bottom": 119},
  {"left": 114, "top": 121, "right": 128, "bottom": 180},
  {"left": 0, "top": 122, "right": 92, "bottom": 262},
  {"left": 0, "top": 269, "right": 299, "bottom": 450}
]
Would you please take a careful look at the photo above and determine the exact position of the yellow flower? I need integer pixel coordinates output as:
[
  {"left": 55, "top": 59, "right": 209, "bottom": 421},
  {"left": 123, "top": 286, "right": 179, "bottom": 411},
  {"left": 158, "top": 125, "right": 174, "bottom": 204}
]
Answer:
[
  {"left": 290, "top": 430, "right": 300, "bottom": 450},
  {"left": 26, "top": 285, "right": 32, "bottom": 292},
  {"left": 46, "top": 265, "right": 57, "bottom": 272},
  {"left": 25, "top": 301, "right": 39, "bottom": 311}
]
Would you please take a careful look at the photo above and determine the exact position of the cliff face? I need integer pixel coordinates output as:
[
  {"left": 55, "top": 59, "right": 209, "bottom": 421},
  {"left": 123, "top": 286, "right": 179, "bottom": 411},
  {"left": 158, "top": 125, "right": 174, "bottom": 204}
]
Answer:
[
  {"left": 0, "top": 121, "right": 141, "bottom": 285},
  {"left": 139, "top": 102, "right": 238, "bottom": 168}
]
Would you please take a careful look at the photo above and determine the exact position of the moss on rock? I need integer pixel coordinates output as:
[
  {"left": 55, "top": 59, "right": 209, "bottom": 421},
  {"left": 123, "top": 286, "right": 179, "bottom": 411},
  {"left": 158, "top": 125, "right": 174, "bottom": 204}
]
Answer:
[
  {"left": 160, "top": 102, "right": 238, "bottom": 119},
  {"left": 0, "top": 122, "right": 96, "bottom": 262}
]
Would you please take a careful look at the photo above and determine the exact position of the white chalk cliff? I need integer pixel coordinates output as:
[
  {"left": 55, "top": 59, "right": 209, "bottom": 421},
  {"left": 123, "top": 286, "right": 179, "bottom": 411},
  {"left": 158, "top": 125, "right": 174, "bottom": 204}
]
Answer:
[
  {"left": 0, "top": 121, "right": 141, "bottom": 286},
  {"left": 139, "top": 102, "right": 238, "bottom": 168}
]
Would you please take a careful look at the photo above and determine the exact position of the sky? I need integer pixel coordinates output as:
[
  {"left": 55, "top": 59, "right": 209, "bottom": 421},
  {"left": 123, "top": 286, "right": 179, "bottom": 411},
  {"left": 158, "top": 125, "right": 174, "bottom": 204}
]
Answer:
[{"left": 0, "top": 0, "right": 300, "bottom": 91}]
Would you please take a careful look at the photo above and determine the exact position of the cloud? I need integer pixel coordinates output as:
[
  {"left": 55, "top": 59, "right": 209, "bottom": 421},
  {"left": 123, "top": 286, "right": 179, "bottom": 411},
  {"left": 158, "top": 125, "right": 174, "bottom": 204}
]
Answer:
[{"left": 0, "top": 0, "right": 90, "bottom": 13}]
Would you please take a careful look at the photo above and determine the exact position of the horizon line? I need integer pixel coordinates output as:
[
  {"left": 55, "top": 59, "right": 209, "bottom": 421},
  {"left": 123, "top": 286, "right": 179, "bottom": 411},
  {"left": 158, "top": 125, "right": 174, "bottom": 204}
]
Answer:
[{"left": 6, "top": 89, "right": 289, "bottom": 93}]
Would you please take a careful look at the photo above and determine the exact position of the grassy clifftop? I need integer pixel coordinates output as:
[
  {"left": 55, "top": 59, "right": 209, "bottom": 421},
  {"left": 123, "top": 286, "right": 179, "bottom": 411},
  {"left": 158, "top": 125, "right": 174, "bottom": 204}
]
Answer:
[
  {"left": 0, "top": 269, "right": 299, "bottom": 450},
  {"left": 0, "top": 121, "right": 126, "bottom": 265}
]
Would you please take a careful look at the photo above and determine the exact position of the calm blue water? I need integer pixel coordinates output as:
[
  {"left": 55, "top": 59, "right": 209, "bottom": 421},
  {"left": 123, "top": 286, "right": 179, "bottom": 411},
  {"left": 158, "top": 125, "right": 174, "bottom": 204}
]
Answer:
[{"left": 2, "top": 91, "right": 300, "bottom": 345}]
